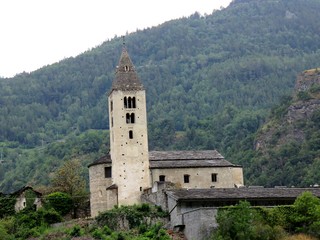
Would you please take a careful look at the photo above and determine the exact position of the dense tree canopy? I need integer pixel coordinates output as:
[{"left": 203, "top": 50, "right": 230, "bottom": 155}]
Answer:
[{"left": 1, "top": 0, "right": 320, "bottom": 191}]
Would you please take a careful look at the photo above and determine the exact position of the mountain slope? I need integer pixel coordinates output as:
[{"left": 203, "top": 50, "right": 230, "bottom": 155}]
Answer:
[
  {"left": 0, "top": 0, "right": 320, "bottom": 146},
  {"left": 1, "top": 0, "right": 320, "bottom": 191},
  {"left": 248, "top": 68, "right": 320, "bottom": 187}
]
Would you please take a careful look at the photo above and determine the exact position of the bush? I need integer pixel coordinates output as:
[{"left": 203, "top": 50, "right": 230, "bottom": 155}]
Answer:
[
  {"left": 0, "top": 223, "right": 13, "bottom": 240},
  {"left": 297, "top": 91, "right": 312, "bottom": 101},
  {"left": 41, "top": 208, "right": 62, "bottom": 224},
  {"left": 45, "top": 192, "right": 73, "bottom": 215},
  {"left": 70, "top": 225, "right": 82, "bottom": 237}
]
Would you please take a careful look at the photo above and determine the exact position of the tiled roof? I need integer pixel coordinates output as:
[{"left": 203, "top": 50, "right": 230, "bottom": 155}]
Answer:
[
  {"left": 10, "top": 186, "right": 42, "bottom": 197},
  {"left": 88, "top": 150, "right": 241, "bottom": 169},
  {"left": 110, "top": 48, "right": 144, "bottom": 92},
  {"left": 166, "top": 188, "right": 320, "bottom": 201},
  {"left": 88, "top": 154, "right": 111, "bottom": 168},
  {"left": 149, "top": 150, "right": 240, "bottom": 169}
]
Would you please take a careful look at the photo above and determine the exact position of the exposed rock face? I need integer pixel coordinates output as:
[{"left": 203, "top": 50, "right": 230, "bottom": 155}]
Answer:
[
  {"left": 255, "top": 68, "right": 320, "bottom": 152},
  {"left": 295, "top": 69, "right": 320, "bottom": 92},
  {"left": 287, "top": 99, "right": 320, "bottom": 123}
]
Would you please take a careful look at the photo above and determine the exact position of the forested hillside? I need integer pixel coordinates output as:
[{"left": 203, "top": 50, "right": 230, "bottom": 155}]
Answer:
[
  {"left": 1, "top": 0, "right": 320, "bottom": 192},
  {"left": 246, "top": 69, "right": 320, "bottom": 187}
]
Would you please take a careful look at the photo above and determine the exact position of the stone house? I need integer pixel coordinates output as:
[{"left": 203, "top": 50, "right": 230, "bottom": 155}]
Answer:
[{"left": 11, "top": 186, "right": 42, "bottom": 212}]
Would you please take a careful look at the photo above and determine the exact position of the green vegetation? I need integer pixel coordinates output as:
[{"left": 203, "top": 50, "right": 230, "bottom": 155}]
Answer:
[
  {"left": 245, "top": 86, "right": 320, "bottom": 187},
  {"left": 96, "top": 204, "right": 169, "bottom": 230},
  {"left": 1, "top": 192, "right": 319, "bottom": 240},
  {"left": 45, "top": 192, "right": 73, "bottom": 216},
  {"left": 0, "top": 203, "right": 170, "bottom": 240},
  {"left": 211, "top": 192, "right": 320, "bottom": 240},
  {"left": 1, "top": 0, "right": 320, "bottom": 191}
]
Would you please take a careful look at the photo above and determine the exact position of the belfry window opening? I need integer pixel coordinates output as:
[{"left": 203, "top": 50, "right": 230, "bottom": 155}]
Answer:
[
  {"left": 124, "top": 96, "right": 136, "bottom": 108},
  {"left": 126, "top": 113, "right": 135, "bottom": 124}
]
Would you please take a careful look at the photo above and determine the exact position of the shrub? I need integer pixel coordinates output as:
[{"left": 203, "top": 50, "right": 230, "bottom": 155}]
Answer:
[
  {"left": 70, "top": 225, "right": 82, "bottom": 237},
  {"left": 136, "top": 203, "right": 150, "bottom": 212},
  {"left": 45, "top": 192, "right": 73, "bottom": 215},
  {"left": 92, "top": 228, "right": 104, "bottom": 239},
  {"left": 41, "top": 208, "right": 62, "bottom": 224},
  {"left": 297, "top": 91, "right": 312, "bottom": 101},
  {"left": 0, "top": 223, "right": 13, "bottom": 240}
]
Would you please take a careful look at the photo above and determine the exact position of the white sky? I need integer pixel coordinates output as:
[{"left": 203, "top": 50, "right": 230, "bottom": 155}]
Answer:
[{"left": 0, "top": 0, "right": 232, "bottom": 78}]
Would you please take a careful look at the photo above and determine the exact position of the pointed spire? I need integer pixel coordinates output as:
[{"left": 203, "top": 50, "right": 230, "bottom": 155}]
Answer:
[{"left": 110, "top": 39, "right": 144, "bottom": 92}]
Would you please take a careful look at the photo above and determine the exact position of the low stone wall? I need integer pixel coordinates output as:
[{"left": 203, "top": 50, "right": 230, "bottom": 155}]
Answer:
[{"left": 182, "top": 208, "right": 218, "bottom": 240}]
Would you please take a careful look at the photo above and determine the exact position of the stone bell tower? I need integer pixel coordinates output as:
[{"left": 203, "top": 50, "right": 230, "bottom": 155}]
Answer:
[{"left": 108, "top": 45, "right": 151, "bottom": 206}]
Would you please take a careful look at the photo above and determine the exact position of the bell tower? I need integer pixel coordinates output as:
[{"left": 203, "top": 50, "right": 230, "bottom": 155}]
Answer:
[{"left": 108, "top": 45, "right": 151, "bottom": 206}]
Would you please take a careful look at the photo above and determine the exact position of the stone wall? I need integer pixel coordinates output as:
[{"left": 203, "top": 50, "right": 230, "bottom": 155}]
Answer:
[
  {"left": 89, "top": 163, "right": 113, "bottom": 217},
  {"left": 182, "top": 208, "right": 218, "bottom": 240},
  {"left": 109, "top": 90, "right": 151, "bottom": 207},
  {"left": 151, "top": 166, "right": 243, "bottom": 189}
]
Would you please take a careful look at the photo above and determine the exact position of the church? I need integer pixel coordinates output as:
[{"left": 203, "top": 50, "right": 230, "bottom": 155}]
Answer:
[{"left": 88, "top": 46, "right": 244, "bottom": 218}]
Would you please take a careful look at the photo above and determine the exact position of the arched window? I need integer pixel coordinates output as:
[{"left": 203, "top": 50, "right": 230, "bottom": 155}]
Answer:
[
  {"left": 126, "top": 113, "right": 135, "bottom": 124},
  {"left": 132, "top": 97, "right": 136, "bottom": 108},
  {"left": 123, "top": 96, "right": 136, "bottom": 109},
  {"left": 129, "top": 130, "right": 133, "bottom": 139},
  {"left": 128, "top": 97, "right": 132, "bottom": 108},
  {"left": 124, "top": 97, "right": 127, "bottom": 108},
  {"left": 126, "top": 113, "right": 130, "bottom": 123}
]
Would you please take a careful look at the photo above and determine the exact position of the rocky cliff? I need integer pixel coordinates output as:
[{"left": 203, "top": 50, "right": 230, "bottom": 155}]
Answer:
[
  {"left": 256, "top": 68, "right": 320, "bottom": 151},
  {"left": 251, "top": 68, "right": 320, "bottom": 187}
]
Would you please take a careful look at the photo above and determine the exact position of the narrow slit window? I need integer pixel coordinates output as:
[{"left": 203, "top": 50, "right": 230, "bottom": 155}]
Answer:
[
  {"left": 129, "top": 130, "right": 133, "bottom": 139},
  {"left": 110, "top": 101, "right": 113, "bottom": 111}
]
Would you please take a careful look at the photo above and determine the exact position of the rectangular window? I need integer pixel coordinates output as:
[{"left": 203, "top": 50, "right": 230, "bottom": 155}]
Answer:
[
  {"left": 159, "top": 175, "right": 166, "bottom": 182},
  {"left": 184, "top": 174, "right": 190, "bottom": 183},
  {"left": 105, "top": 167, "right": 112, "bottom": 178},
  {"left": 211, "top": 173, "right": 217, "bottom": 182}
]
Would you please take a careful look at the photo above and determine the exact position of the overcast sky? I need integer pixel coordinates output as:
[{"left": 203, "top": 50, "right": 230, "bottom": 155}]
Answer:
[{"left": 0, "top": 0, "right": 232, "bottom": 78}]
